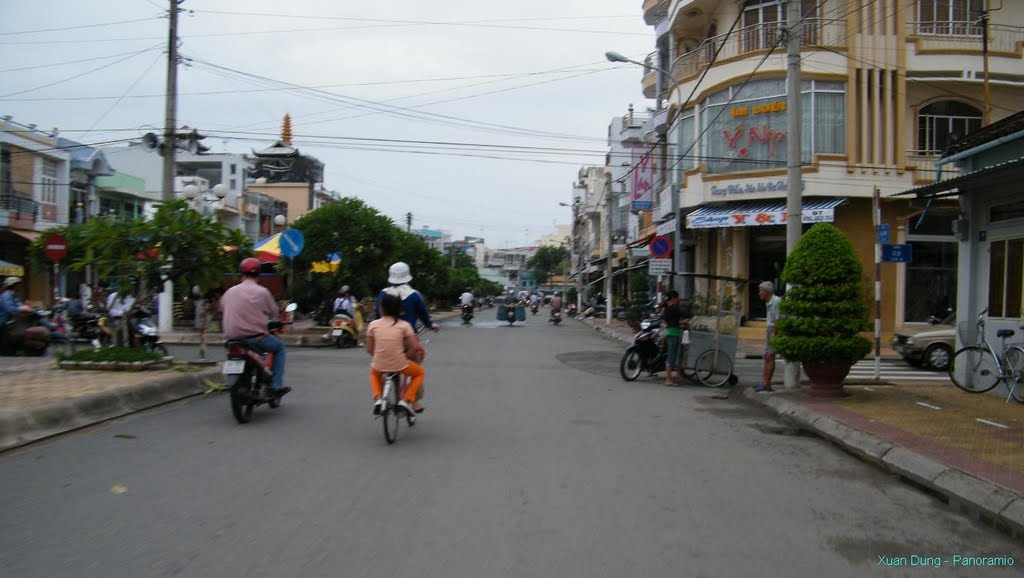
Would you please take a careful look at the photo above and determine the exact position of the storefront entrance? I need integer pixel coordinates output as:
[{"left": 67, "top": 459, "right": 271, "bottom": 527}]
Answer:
[
  {"left": 904, "top": 212, "right": 958, "bottom": 322},
  {"left": 748, "top": 228, "right": 786, "bottom": 318}
]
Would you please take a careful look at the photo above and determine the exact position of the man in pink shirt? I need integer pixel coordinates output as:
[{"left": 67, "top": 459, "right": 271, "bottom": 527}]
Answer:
[{"left": 220, "top": 258, "right": 290, "bottom": 397}]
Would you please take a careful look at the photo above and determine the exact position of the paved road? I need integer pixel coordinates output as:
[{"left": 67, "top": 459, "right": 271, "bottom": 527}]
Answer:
[{"left": 1, "top": 318, "right": 1020, "bottom": 577}]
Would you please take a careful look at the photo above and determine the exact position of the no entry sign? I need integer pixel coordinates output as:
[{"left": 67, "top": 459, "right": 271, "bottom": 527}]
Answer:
[{"left": 43, "top": 233, "right": 68, "bottom": 262}]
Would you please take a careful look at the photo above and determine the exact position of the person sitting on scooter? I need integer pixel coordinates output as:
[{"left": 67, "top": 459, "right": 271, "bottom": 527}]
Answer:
[
  {"left": 367, "top": 293, "right": 425, "bottom": 417},
  {"left": 0, "top": 277, "right": 29, "bottom": 326},
  {"left": 333, "top": 285, "right": 356, "bottom": 320},
  {"left": 459, "top": 287, "right": 474, "bottom": 309},
  {"left": 221, "top": 258, "right": 291, "bottom": 398},
  {"left": 375, "top": 262, "right": 439, "bottom": 412},
  {"left": 549, "top": 291, "right": 563, "bottom": 316}
]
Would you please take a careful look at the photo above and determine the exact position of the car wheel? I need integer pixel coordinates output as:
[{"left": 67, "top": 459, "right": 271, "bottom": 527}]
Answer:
[{"left": 924, "top": 343, "right": 952, "bottom": 371}]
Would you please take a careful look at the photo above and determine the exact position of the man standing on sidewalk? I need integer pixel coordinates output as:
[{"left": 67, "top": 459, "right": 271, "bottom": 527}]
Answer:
[{"left": 754, "top": 281, "right": 782, "bottom": 392}]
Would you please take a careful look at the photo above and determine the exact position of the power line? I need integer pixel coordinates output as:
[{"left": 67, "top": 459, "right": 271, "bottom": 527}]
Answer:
[
  {"left": 0, "top": 44, "right": 163, "bottom": 99},
  {"left": 77, "top": 52, "right": 164, "bottom": 142},
  {"left": 0, "top": 17, "right": 160, "bottom": 36},
  {"left": 0, "top": 49, "right": 166, "bottom": 74}
]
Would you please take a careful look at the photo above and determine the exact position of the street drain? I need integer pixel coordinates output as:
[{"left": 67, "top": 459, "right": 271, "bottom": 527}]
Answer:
[{"left": 751, "top": 423, "right": 816, "bottom": 437}]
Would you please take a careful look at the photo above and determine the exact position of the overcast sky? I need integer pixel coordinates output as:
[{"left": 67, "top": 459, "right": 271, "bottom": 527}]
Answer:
[{"left": 3, "top": 0, "right": 653, "bottom": 248}]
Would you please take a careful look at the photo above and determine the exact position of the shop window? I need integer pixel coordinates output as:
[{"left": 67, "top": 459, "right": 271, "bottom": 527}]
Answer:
[
  {"left": 917, "top": 101, "right": 981, "bottom": 155},
  {"left": 41, "top": 158, "right": 58, "bottom": 204},
  {"left": 988, "top": 238, "right": 1024, "bottom": 319},
  {"left": 917, "top": 0, "right": 982, "bottom": 36}
]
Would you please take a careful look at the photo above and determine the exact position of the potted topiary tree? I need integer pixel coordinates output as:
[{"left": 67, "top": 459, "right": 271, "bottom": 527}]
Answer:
[{"left": 773, "top": 223, "right": 872, "bottom": 397}]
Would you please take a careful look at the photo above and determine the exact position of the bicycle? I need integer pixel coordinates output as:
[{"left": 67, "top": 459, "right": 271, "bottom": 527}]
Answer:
[
  {"left": 378, "top": 326, "right": 431, "bottom": 445},
  {"left": 948, "top": 309, "right": 1024, "bottom": 403}
]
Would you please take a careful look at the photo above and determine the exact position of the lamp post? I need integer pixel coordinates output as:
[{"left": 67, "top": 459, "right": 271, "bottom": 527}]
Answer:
[
  {"left": 181, "top": 181, "right": 227, "bottom": 364},
  {"left": 606, "top": 50, "right": 682, "bottom": 295},
  {"left": 273, "top": 213, "right": 286, "bottom": 234}
]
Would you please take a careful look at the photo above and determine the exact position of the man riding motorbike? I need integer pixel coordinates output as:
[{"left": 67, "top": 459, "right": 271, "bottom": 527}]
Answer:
[
  {"left": 375, "top": 262, "right": 440, "bottom": 413},
  {"left": 549, "top": 291, "right": 563, "bottom": 316},
  {"left": 459, "top": 287, "right": 475, "bottom": 323},
  {"left": 220, "top": 258, "right": 291, "bottom": 398}
]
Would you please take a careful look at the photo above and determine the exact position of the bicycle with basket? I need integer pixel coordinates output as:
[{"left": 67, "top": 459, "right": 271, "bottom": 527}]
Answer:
[{"left": 948, "top": 308, "right": 1024, "bottom": 403}]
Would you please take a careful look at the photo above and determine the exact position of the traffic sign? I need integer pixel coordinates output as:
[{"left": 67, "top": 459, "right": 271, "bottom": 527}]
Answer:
[
  {"left": 649, "top": 235, "right": 672, "bottom": 258},
  {"left": 648, "top": 258, "right": 672, "bottom": 276},
  {"left": 877, "top": 223, "right": 890, "bottom": 244},
  {"left": 881, "top": 244, "right": 912, "bottom": 263},
  {"left": 43, "top": 233, "right": 67, "bottom": 262},
  {"left": 279, "top": 228, "right": 305, "bottom": 258}
]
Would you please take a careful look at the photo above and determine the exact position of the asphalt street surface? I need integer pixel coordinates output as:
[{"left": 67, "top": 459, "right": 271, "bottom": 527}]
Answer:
[{"left": 1, "top": 313, "right": 1021, "bottom": 577}]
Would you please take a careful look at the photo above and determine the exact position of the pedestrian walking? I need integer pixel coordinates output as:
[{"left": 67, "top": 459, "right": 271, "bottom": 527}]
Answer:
[{"left": 753, "top": 281, "right": 782, "bottom": 392}]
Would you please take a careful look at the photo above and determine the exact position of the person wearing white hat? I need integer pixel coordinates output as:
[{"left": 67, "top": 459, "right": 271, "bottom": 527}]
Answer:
[
  {"left": 374, "top": 262, "right": 439, "bottom": 412},
  {"left": 0, "top": 277, "right": 26, "bottom": 326}
]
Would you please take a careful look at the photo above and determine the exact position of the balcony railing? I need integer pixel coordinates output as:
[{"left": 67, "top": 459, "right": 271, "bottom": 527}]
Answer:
[
  {"left": 0, "top": 193, "right": 39, "bottom": 221},
  {"left": 905, "top": 150, "right": 963, "bottom": 183},
  {"left": 672, "top": 18, "right": 847, "bottom": 81},
  {"left": 907, "top": 21, "right": 1024, "bottom": 55}
]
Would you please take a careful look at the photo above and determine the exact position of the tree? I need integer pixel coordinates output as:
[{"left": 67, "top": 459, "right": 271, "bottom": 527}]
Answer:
[
  {"left": 31, "top": 200, "right": 251, "bottom": 346},
  {"left": 525, "top": 246, "right": 569, "bottom": 286}
]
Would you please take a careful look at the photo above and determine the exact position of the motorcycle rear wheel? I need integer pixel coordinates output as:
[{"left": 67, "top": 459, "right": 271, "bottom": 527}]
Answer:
[{"left": 230, "top": 370, "right": 256, "bottom": 424}]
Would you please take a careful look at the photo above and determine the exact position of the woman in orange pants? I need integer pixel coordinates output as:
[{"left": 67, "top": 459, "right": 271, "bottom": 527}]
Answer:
[{"left": 366, "top": 293, "right": 425, "bottom": 416}]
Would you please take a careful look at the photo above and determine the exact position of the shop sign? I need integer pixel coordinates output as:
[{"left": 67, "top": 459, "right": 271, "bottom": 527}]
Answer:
[
  {"left": 656, "top": 218, "right": 676, "bottom": 236},
  {"left": 686, "top": 208, "right": 836, "bottom": 229},
  {"left": 710, "top": 180, "right": 805, "bottom": 197},
  {"left": 730, "top": 101, "right": 786, "bottom": 117},
  {"left": 630, "top": 146, "right": 655, "bottom": 212}
]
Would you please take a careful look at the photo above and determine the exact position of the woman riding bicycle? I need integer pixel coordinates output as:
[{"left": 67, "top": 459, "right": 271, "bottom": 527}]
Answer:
[{"left": 366, "top": 293, "right": 425, "bottom": 417}]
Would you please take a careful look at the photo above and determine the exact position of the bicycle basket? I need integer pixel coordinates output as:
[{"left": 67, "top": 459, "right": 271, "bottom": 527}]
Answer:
[{"left": 956, "top": 320, "right": 977, "bottom": 346}]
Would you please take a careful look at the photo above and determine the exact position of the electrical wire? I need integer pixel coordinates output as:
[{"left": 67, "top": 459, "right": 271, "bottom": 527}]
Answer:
[
  {"left": 0, "top": 49, "right": 166, "bottom": 74},
  {"left": 0, "top": 17, "right": 159, "bottom": 36},
  {"left": 0, "top": 44, "right": 163, "bottom": 99},
  {"left": 77, "top": 52, "right": 164, "bottom": 142}
]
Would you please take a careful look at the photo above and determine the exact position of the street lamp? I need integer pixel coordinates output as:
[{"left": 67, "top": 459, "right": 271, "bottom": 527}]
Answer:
[
  {"left": 606, "top": 49, "right": 683, "bottom": 296},
  {"left": 273, "top": 214, "right": 286, "bottom": 233},
  {"left": 182, "top": 182, "right": 228, "bottom": 204}
]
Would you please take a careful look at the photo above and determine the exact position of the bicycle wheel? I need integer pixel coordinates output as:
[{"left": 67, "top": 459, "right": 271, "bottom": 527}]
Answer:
[
  {"left": 619, "top": 347, "right": 643, "bottom": 381},
  {"left": 382, "top": 375, "right": 401, "bottom": 444},
  {"left": 1003, "top": 345, "right": 1024, "bottom": 404},
  {"left": 694, "top": 349, "right": 733, "bottom": 388},
  {"left": 948, "top": 346, "right": 1000, "bottom": 393}
]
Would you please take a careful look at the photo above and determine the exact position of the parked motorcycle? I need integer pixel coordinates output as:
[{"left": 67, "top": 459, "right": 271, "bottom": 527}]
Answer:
[
  {"left": 619, "top": 316, "right": 666, "bottom": 381},
  {"left": 461, "top": 304, "right": 474, "bottom": 325},
  {"left": 222, "top": 303, "right": 297, "bottom": 424},
  {"left": 324, "top": 314, "right": 359, "bottom": 348},
  {"left": 567, "top": 303, "right": 578, "bottom": 318},
  {"left": 0, "top": 307, "right": 51, "bottom": 356}
]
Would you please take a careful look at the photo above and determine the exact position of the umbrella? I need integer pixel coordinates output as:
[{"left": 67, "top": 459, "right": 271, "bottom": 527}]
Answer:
[
  {"left": 253, "top": 233, "right": 282, "bottom": 263},
  {"left": 0, "top": 259, "right": 24, "bottom": 277},
  {"left": 311, "top": 252, "right": 341, "bottom": 273}
]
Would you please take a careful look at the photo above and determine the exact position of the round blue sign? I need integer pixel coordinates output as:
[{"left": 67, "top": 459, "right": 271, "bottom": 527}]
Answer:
[
  {"left": 279, "top": 228, "right": 305, "bottom": 258},
  {"left": 649, "top": 235, "right": 672, "bottom": 258}
]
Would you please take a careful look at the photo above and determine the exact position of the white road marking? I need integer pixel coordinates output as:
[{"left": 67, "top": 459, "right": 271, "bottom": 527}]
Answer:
[
  {"left": 915, "top": 402, "right": 943, "bottom": 410},
  {"left": 976, "top": 418, "right": 1010, "bottom": 429}
]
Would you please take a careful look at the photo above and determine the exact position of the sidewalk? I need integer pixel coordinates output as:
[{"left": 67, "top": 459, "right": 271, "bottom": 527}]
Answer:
[{"left": 577, "top": 314, "right": 1024, "bottom": 538}]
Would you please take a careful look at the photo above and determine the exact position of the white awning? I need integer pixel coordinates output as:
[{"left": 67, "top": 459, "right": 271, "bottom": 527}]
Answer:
[{"left": 685, "top": 198, "right": 845, "bottom": 229}]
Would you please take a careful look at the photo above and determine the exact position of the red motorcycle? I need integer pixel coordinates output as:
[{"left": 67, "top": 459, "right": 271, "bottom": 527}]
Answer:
[{"left": 222, "top": 303, "right": 296, "bottom": 424}]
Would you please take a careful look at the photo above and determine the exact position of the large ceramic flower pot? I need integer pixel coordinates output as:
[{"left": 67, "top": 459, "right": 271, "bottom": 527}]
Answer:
[{"left": 802, "top": 361, "right": 853, "bottom": 398}]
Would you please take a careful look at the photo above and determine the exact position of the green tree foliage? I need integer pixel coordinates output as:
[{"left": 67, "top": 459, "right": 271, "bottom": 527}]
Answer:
[
  {"left": 525, "top": 246, "right": 569, "bottom": 285},
  {"left": 30, "top": 200, "right": 250, "bottom": 304},
  {"left": 773, "top": 223, "right": 872, "bottom": 364}
]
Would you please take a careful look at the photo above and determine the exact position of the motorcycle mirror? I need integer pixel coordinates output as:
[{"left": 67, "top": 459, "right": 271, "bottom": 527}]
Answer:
[{"left": 285, "top": 303, "right": 298, "bottom": 313}]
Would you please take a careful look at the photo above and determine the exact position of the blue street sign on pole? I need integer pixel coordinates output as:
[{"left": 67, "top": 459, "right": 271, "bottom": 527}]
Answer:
[
  {"left": 877, "top": 223, "right": 890, "bottom": 244},
  {"left": 279, "top": 228, "right": 305, "bottom": 258},
  {"left": 881, "top": 243, "right": 912, "bottom": 263}
]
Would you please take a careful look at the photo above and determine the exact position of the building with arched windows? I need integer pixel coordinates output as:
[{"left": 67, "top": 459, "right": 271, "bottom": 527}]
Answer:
[{"left": 626, "top": 0, "right": 1024, "bottom": 333}]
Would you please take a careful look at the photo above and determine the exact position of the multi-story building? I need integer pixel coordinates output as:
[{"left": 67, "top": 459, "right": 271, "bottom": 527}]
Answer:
[
  {"left": 538, "top": 225, "right": 573, "bottom": 248},
  {"left": 414, "top": 227, "right": 451, "bottom": 253},
  {"left": 0, "top": 117, "right": 71, "bottom": 301},
  {"left": 631, "top": 0, "right": 1024, "bottom": 331}
]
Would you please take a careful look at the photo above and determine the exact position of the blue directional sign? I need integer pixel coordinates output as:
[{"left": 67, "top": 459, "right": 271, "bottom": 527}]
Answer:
[
  {"left": 279, "top": 228, "right": 305, "bottom": 258},
  {"left": 877, "top": 223, "right": 890, "bottom": 244},
  {"left": 881, "top": 243, "right": 912, "bottom": 263}
]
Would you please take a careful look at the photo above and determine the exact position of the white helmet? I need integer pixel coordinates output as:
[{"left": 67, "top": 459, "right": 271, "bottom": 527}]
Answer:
[{"left": 388, "top": 262, "right": 412, "bottom": 285}]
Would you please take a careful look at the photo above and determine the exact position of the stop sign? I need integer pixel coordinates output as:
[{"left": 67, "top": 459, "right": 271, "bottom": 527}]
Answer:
[{"left": 43, "top": 233, "right": 68, "bottom": 262}]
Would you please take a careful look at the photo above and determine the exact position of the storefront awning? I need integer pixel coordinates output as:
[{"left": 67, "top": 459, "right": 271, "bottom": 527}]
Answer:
[
  {"left": 685, "top": 198, "right": 845, "bottom": 229},
  {"left": 6, "top": 230, "right": 40, "bottom": 243},
  {"left": 0, "top": 259, "right": 24, "bottom": 277}
]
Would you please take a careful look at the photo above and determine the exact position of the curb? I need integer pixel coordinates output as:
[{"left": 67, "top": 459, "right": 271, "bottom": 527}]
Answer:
[
  {"left": 743, "top": 389, "right": 1024, "bottom": 539},
  {"left": 0, "top": 368, "right": 219, "bottom": 452}
]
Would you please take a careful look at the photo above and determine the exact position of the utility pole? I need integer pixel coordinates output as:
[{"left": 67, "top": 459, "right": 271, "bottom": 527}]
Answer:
[
  {"left": 605, "top": 179, "right": 617, "bottom": 325},
  {"left": 783, "top": 0, "right": 803, "bottom": 389},
  {"left": 405, "top": 212, "right": 412, "bottom": 232},
  {"left": 981, "top": 7, "right": 991, "bottom": 126},
  {"left": 158, "top": 0, "right": 180, "bottom": 334}
]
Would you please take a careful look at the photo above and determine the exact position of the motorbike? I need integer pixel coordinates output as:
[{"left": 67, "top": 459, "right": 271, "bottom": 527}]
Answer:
[
  {"left": 619, "top": 316, "right": 666, "bottom": 381},
  {"left": 530, "top": 301, "right": 539, "bottom": 315},
  {"left": 549, "top": 309, "right": 562, "bottom": 326},
  {"left": 222, "top": 303, "right": 297, "bottom": 424},
  {"left": 0, "top": 307, "right": 52, "bottom": 356},
  {"left": 130, "top": 307, "right": 167, "bottom": 355},
  {"left": 324, "top": 313, "right": 359, "bottom": 348},
  {"left": 461, "top": 304, "right": 474, "bottom": 325},
  {"left": 567, "top": 303, "right": 578, "bottom": 318},
  {"left": 499, "top": 302, "right": 522, "bottom": 326}
]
